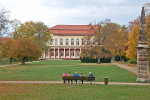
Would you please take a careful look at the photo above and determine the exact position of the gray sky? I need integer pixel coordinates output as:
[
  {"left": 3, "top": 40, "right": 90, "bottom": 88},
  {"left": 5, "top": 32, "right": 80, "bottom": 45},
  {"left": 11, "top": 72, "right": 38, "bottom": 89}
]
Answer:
[{"left": 0, "top": 0, "right": 149, "bottom": 27}]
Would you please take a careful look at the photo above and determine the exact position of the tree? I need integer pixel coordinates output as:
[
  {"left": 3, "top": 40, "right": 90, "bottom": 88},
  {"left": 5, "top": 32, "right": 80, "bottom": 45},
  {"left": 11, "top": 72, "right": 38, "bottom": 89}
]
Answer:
[
  {"left": 126, "top": 20, "right": 140, "bottom": 59},
  {"left": 12, "top": 21, "right": 36, "bottom": 40},
  {"left": 126, "top": 15, "right": 150, "bottom": 60},
  {"left": 12, "top": 21, "right": 53, "bottom": 52},
  {"left": 144, "top": 3, "right": 150, "bottom": 16},
  {"left": 81, "top": 20, "right": 129, "bottom": 63},
  {"left": 8, "top": 38, "right": 42, "bottom": 65},
  {"left": 34, "top": 21, "right": 52, "bottom": 53},
  {"left": 106, "top": 23, "right": 128, "bottom": 62},
  {"left": 10, "top": 19, "right": 21, "bottom": 38},
  {"left": 0, "top": 8, "right": 10, "bottom": 37},
  {"left": 81, "top": 19, "right": 111, "bottom": 64},
  {"left": 0, "top": 38, "right": 14, "bottom": 63}
]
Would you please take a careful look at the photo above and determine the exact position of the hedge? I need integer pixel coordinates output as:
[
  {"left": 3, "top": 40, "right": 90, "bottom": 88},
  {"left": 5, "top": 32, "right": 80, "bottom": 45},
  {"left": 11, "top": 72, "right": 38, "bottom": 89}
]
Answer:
[{"left": 80, "top": 57, "right": 111, "bottom": 63}]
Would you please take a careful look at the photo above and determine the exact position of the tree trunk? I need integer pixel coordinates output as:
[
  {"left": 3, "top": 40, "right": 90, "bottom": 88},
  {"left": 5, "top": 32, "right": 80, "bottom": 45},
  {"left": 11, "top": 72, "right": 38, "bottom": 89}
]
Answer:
[
  {"left": 97, "top": 54, "right": 101, "bottom": 64},
  {"left": 10, "top": 57, "right": 12, "bottom": 64},
  {"left": 21, "top": 58, "right": 25, "bottom": 65},
  {"left": 112, "top": 55, "right": 115, "bottom": 62},
  {"left": 120, "top": 56, "right": 122, "bottom": 62}
]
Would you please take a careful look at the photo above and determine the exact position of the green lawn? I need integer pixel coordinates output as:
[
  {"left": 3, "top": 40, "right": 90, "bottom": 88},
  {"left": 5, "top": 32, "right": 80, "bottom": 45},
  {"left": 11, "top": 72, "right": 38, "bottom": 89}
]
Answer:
[
  {"left": 0, "top": 84, "right": 150, "bottom": 100},
  {"left": 0, "top": 59, "right": 20, "bottom": 65},
  {"left": 0, "top": 60, "right": 150, "bottom": 100},
  {"left": 0, "top": 60, "right": 9, "bottom": 65},
  {"left": 0, "top": 60, "right": 137, "bottom": 82}
]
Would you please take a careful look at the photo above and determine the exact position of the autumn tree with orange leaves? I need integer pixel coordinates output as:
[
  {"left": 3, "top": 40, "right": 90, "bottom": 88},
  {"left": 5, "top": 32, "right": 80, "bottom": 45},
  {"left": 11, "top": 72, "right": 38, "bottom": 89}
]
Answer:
[
  {"left": 12, "top": 38, "right": 42, "bottom": 65},
  {"left": 106, "top": 23, "right": 128, "bottom": 61},
  {"left": 81, "top": 20, "right": 128, "bottom": 63},
  {"left": 0, "top": 38, "right": 14, "bottom": 63},
  {"left": 1, "top": 38, "right": 42, "bottom": 65},
  {"left": 126, "top": 15, "right": 150, "bottom": 60},
  {"left": 81, "top": 19, "right": 112, "bottom": 64}
]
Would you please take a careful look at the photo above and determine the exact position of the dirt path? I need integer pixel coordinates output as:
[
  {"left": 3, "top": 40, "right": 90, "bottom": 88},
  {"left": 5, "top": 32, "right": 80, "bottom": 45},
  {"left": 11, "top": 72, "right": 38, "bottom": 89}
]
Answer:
[
  {"left": 112, "top": 62, "right": 150, "bottom": 77},
  {"left": 112, "top": 63, "right": 137, "bottom": 74},
  {"left": 0, "top": 64, "right": 20, "bottom": 68},
  {"left": 0, "top": 61, "right": 40, "bottom": 68},
  {"left": 0, "top": 81, "right": 150, "bottom": 85}
]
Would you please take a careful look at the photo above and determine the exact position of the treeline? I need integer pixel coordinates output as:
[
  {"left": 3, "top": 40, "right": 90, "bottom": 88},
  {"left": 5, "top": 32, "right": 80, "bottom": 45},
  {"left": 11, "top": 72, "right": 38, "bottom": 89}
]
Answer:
[
  {"left": 0, "top": 8, "right": 53, "bottom": 65},
  {"left": 80, "top": 5, "right": 150, "bottom": 64}
]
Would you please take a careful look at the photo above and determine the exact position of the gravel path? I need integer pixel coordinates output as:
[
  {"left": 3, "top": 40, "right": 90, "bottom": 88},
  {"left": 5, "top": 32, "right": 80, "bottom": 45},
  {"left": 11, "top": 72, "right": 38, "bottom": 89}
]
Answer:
[
  {"left": 112, "top": 62, "right": 150, "bottom": 77},
  {"left": 112, "top": 63, "right": 137, "bottom": 74},
  {"left": 0, "top": 81, "right": 150, "bottom": 85}
]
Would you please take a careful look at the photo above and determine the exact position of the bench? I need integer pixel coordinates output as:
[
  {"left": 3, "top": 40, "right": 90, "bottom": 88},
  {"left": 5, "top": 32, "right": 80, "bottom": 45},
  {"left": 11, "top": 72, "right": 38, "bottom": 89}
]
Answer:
[{"left": 62, "top": 76, "right": 95, "bottom": 84}]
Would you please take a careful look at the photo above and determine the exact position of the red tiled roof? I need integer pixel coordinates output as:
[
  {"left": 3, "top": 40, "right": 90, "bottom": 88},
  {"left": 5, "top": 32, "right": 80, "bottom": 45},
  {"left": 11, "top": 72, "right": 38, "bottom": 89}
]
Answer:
[{"left": 50, "top": 25, "right": 95, "bottom": 35}]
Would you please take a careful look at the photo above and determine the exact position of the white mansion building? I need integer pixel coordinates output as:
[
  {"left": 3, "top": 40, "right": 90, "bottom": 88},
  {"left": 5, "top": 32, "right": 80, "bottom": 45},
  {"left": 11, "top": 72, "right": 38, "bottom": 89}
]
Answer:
[{"left": 44, "top": 25, "right": 94, "bottom": 59}]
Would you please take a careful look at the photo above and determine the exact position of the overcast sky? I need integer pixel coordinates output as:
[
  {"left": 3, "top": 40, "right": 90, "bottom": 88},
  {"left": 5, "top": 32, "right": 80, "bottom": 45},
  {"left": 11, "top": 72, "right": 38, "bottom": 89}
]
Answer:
[{"left": 0, "top": 0, "right": 149, "bottom": 27}]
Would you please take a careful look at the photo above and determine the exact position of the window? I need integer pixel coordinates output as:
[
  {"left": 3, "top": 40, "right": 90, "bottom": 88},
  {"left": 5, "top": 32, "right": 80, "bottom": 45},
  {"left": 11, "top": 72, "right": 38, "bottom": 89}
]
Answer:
[
  {"left": 82, "top": 38, "right": 85, "bottom": 45},
  {"left": 76, "top": 38, "right": 79, "bottom": 45},
  {"left": 71, "top": 38, "right": 74, "bottom": 45},
  {"left": 66, "top": 38, "right": 69, "bottom": 45},
  {"left": 77, "top": 50, "right": 80, "bottom": 56},
  {"left": 56, "top": 50, "right": 58, "bottom": 56},
  {"left": 93, "top": 38, "right": 95, "bottom": 45},
  {"left": 87, "top": 39, "right": 90, "bottom": 45},
  {"left": 71, "top": 51, "right": 74, "bottom": 56},
  {"left": 55, "top": 38, "right": 58, "bottom": 45},
  {"left": 51, "top": 50, "right": 54, "bottom": 56},
  {"left": 60, "top": 38, "right": 63, "bottom": 45},
  {"left": 61, "top": 50, "right": 64, "bottom": 56},
  {"left": 66, "top": 51, "right": 69, "bottom": 56}
]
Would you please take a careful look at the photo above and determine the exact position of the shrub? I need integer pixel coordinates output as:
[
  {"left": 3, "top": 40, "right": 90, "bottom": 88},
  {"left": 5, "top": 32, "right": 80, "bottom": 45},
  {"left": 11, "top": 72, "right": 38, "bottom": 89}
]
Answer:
[
  {"left": 115, "top": 55, "right": 129, "bottom": 62},
  {"left": 100, "top": 57, "right": 111, "bottom": 63},
  {"left": 73, "top": 58, "right": 80, "bottom": 60},
  {"left": 80, "top": 57, "right": 111, "bottom": 63},
  {"left": 129, "top": 59, "right": 137, "bottom": 64}
]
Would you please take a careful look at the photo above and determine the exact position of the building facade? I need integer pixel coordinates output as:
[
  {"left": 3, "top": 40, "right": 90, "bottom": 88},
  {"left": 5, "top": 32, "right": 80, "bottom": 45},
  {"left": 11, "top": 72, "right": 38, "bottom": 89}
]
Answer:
[{"left": 44, "top": 25, "right": 94, "bottom": 59}]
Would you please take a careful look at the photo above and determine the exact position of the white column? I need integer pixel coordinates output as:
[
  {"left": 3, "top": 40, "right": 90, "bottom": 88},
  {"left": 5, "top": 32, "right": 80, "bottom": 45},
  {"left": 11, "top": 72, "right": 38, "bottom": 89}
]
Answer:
[
  {"left": 80, "top": 38, "right": 82, "bottom": 45},
  {"left": 69, "top": 48, "right": 70, "bottom": 58},
  {"left": 74, "top": 48, "right": 76, "bottom": 58},
  {"left": 58, "top": 48, "right": 59, "bottom": 58},
  {"left": 44, "top": 52, "right": 45, "bottom": 58},
  {"left": 58, "top": 37, "right": 60, "bottom": 45},
  {"left": 64, "top": 48, "right": 65, "bottom": 58},
  {"left": 54, "top": 48, "right": 55, "bottom": 58},
  {"left": 75, "top": 39, "right": 76, "bottom": 45}
]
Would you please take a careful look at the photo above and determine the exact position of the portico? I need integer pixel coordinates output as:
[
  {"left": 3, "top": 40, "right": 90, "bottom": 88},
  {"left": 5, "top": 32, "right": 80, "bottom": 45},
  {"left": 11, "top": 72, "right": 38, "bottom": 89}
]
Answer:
[{"left": 49, "top": 46, "right": 81, "bottom": 58}]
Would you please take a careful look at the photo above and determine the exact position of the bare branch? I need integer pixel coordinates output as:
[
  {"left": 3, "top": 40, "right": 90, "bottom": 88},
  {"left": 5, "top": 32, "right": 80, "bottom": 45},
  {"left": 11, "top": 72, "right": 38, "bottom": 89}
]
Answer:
[{"left": 0, "top": 7, "right": 10, "bottom": 37}]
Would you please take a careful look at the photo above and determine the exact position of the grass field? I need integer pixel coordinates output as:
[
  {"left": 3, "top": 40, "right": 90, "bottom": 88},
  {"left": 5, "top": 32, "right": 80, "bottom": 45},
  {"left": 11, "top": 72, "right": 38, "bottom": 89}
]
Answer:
[
  {"left": 0, "top": 59, "right": 20, "bottom": 65},
  {"left": 0, "top": 60, "right": 137, "bottom": 82},
  {"left": 0, "top": 84, "right": 150, "bottom": 100},
  {"left": 0, "top": 60, "right": 150, "bottom": 100}
]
